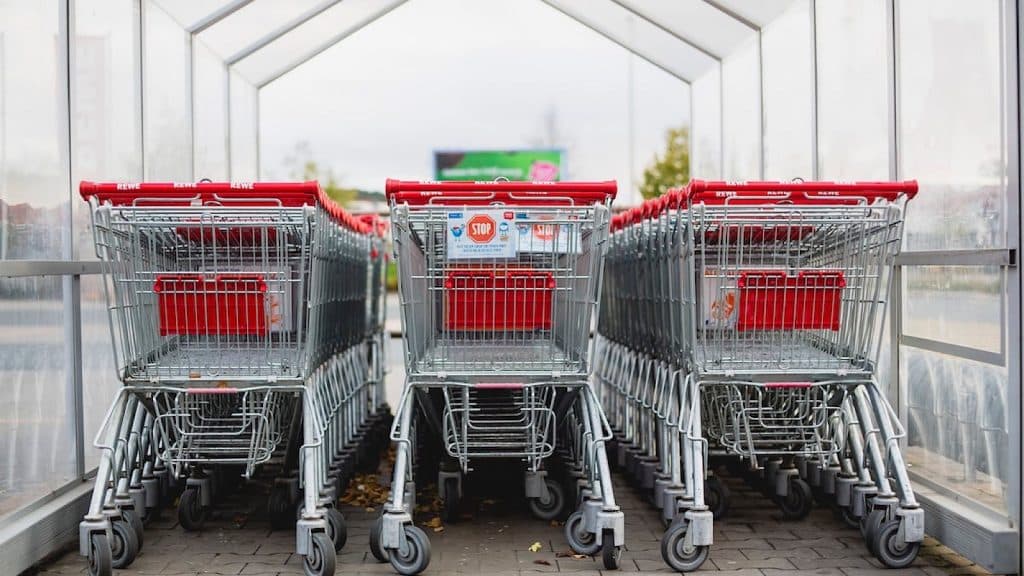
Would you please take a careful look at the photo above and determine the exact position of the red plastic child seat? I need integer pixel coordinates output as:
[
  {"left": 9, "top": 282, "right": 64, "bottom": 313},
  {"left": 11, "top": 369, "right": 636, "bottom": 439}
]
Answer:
[
  {"left": 737, "top": 270, "right": 846, "bottom": 331},
  {"left": 154, "top": 273, "right": 268, "bottom": 336},
  {"left": 445, "top": 269, "right": 555, "bottom": 331}
]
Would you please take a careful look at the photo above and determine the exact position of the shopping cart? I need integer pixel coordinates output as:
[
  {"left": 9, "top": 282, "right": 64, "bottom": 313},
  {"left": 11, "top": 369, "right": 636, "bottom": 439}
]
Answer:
[
  {"left": 371, "top": 179, "right": 624, "bottom": 575},
  {"left": 77, "top": 181, "right": 380, "bottom": 576},
  {"left": 596, "top": 180, "right": 924, "bottom": 572}
]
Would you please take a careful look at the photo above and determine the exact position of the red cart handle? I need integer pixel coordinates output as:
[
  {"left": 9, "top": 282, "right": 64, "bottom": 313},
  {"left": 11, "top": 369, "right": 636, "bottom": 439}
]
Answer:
[
  {"left": 80, "top": 181, "right": 373, "bottom": 235},
  {"left": 385, "top": 179, "right": 616, "bottom": 206},
  {"left": 686, "top": 179, "right": 918, "bottom": 205}
]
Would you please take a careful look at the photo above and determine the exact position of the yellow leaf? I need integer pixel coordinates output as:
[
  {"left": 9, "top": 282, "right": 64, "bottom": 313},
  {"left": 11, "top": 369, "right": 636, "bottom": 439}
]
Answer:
[{"left": 528, "top": 542, "right": 543, "bottom": 553}]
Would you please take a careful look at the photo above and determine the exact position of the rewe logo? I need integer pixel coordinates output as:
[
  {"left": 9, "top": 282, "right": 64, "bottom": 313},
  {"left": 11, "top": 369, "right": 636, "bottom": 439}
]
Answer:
[{"left": 467, "top": 214, "right": 496, "bottom": 243}]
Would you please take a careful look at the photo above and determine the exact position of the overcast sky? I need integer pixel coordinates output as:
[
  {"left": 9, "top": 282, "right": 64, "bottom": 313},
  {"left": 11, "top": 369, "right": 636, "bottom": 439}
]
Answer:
[{"left": 258, "top": 0, "right": 690, "bottom": 205}]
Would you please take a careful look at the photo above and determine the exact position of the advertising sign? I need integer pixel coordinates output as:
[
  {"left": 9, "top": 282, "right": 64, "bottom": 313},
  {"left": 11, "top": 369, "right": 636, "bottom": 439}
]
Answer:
[{"left": 434, "top": 149, "right": 564, "bottom": 181}]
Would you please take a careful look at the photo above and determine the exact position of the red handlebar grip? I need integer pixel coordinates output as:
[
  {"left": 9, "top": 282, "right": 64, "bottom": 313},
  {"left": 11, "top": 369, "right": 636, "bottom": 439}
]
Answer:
[
  {"left": 80, "top": 180, "right": 372, "bottom": 235},
  {"left": 687, "top": 179, "right": 918, "bottom": 203},
  {"left": 385, "top": 178, "right": 617, "bottom": 205}
]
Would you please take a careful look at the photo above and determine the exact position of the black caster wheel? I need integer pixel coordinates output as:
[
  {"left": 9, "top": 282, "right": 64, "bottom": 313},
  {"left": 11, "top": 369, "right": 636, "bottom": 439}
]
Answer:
[
  {"left": 564, "top": 510, "right": 600, "bottom": 555},
  {"left": 121, "top": 508, "right": 145, "bottom": 549},
  {"left": 177, "top": 486, "right": 208, "bottom": 531},
  {"left": 601, "top": 529, "right": 621, "bottom": 570},
  {"left": 660, "top": 519, "right": 710, "bottom": 572},
  {"left": 704, "top": 477, "right": 731, "bottom": 520},
  {"left": 874, "top": 519, "right": 921, "bottom": 568},
  {"left": 110, "top": 518, "right": 140, "bottom": 569},
  {"left": 777, "top": 478, "right": 813, "bottom": 520},
  {"left": 87, "top": 533, "right": 112, "bottom": 576},
  {"left": 369, "top": 516, "right": 388, "bottom": 563},
  {"left": 527, "top": 478, "right": 566, "bottom": 521},
  {"left": 388, "top": 524, "right": 431, "bottom": 576},
  {"left": 303, "top": 532, "right": 336, "bottom": 576},
  {"left": 862, "top": 508, "right": 887, "bottom": 554},
  {"left": 326, "top": 507, "right": 348, "bottom": 552},
  {"left": 441, "top": 477, "right": 460, "bottom": 523},
  {"left": 834, "top": 504, "right": 860, "bottom": 529},
  {"left": 267, "top": 485, "right": 294, "bottom": 530}
]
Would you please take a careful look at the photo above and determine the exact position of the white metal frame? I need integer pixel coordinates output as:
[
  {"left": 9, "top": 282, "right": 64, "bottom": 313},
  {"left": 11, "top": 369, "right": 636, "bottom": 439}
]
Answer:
[{"left": 0, "top": 0, "right": 1020, "bottom": 573}]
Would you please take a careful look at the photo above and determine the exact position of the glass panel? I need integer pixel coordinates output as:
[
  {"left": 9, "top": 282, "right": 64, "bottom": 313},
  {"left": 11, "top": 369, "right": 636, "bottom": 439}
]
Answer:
[
  {"left": 707, "top": 0, "right": 796, "bottom": 28},
  {"left": 762, "top": 0, "right": 813, "bottom": 180},
  {"left": 230, "top": 70, "right": 258, "bottom": 180},
  {"left": 81, "top": 274, "right": 118, "bottom": 469},
  {"left": 234, "top": 0, "right": 406, "bottom": 86},
  {"left": 903, "top": 346, "right": 1009, "bottom": 516},
  {"left": 0, "top": 0, "right": 69, "bottom": 260},
  {"left": 197, "top": 0, "right": 323, "bottom": 61},
  {"left": 258, "top": 0, "right": 689, "bottom": 202},
  {"left": 903, "top": 266, "right": 1002, "bottom": 353},
  {"left": 721, "top": 37, "right": 760, "bottom": 179},
  {"left": 815, "top": 0, "right": 888, "bottom": 180},
  {"left": 898, "top": 0, "right": 1006, "bottom": 251},
  {"left": 73, "top": 0, "right": 142, "bottom": 260},
  {"left": 152, "top": 0, "right": 237, "bottom": 30},
  {"left": 144, "top": 1, "right": 192, "bottom": 180},
  {"left": 193, "top": 39, "right": 228, "bottom": 180},
  {"left": 542, "top": 0, "right": 717, "bottom": 83},
  {"left": 0, "top": 277, "right": 72, "bottom": 518},
  {"left": 691, "top": 65, "right": 721, "bottom": 179},
  {"left": 598, "top": 0, "right": 754, "bottom": 59}
]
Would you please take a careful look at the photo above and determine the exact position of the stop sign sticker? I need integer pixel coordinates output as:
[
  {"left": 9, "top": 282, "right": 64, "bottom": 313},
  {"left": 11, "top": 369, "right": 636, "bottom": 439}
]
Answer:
[
  {"left": 467, "top": 214, "right": 496, "bottom": 243},
  {"left": 447, "top": 209, "right": 516, "bottom": 259}
]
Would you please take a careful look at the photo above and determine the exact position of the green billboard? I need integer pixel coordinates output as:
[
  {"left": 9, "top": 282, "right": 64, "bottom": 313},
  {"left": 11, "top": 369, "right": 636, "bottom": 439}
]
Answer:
[{"left": 434, "top": 149, "right": 564, "bottom": 181}]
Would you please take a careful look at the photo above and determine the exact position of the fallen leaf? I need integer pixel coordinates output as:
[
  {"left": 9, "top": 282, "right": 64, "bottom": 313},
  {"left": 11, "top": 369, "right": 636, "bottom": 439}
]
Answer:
[
  {"left": 432, "top": 526, "right": 445, "bottom": 533},
  {"left": 364, "top": 507, "right": 375, "bottom": 513},
  {"left": 549, "top": 520, "right": 562, "bottom": 527},
  {"left": 528, "top": 542, "right": 543, "bottom": 553},
  {"left": 533, "top": 559, "right": 552, "bottom": 566}
]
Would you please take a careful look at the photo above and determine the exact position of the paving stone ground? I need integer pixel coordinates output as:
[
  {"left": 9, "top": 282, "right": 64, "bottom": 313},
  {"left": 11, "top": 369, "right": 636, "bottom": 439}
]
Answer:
[{"left": 33, "top": 464, "right": 995, "bottom": 576}]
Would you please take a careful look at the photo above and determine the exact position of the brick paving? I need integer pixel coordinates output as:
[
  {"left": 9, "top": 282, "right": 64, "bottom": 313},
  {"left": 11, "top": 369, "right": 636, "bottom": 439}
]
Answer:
[{"left": 33, "top": 468, "right": 994, "bottom": 576}]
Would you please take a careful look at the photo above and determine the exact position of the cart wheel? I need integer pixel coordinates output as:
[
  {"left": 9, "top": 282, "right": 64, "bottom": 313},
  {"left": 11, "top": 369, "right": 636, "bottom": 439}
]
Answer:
[
  {"left": 303, "top": 532, "right": 336, "bottom": 576},
  {"left": 862, "top": 509, "right": 887, "bottom": 554},
  {"left": 441, "top": 478, "right": 460, "bottom": 523},
  {"left": 834, "top": 504, "right": 859, "bottom": 529},
  {"left": 267, "top": 485, "right": 293, "bottom": 530},
  {"left": 388, "top": 524, "right": 431, "bottom": 576},
  {"left": 874, "top": 519, "right": 920, "bottom": 569},
  {"left": 178, "top": 486, "right": 207, "bottom": 531},
  {"left": 87, "top": 533, "right": 112, "bottom": 576},
  {"left": 601, "top": 529, "right": 621, "bottom": 570},
  {"left": 325, "top": 507, "right": 347, "bottom": 552},
  {"left": 369, "top": 516, "right": 389, "bottom": 563},
  {"left": 777, "top": 478, "right": 813, "bottom": 520},
  {"left": 564, "top": 510, "right": 600, "bottom": 555},
  {"left": 660, "top": 520, "right": 710, "bottom": 572},
  {"left": 110, "top": 518, "right": 140, "bottom": 569},
  {"left": 704, "top": 477, "right": 731, "bottom": 520},
  {"left": 122, "top": 508, "right": 145, "bottom": 549},
  {"left": 528, "top": 478, "right": 565, "bottom": 521}
]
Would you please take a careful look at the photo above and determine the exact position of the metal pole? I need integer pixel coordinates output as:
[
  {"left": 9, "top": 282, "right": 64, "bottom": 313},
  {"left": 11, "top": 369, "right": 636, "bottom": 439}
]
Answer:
[{"left": 627, "top": 15, "right": 635, "bottom": 203}]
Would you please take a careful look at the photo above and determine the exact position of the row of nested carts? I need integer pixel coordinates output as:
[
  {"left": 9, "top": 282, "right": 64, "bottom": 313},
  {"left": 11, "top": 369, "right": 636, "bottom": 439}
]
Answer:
[{"left": 75, "top": 178, "right": 925, "bottom": 576}]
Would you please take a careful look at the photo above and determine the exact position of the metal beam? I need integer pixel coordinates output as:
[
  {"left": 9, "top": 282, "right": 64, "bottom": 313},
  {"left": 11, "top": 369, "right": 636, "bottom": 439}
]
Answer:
[
  {"left": 256, "top": 0, "right": 412, "bottom": 89},
  {"left": 0, "top": 260, "right": 104, "bottom": 278},
  {"left": 186, "top": 0, "right": 254, "bottom": 34},
  {"left": 703, "top": 0, "right": 760, "bottom": 31},
  {"left": 226, "top": 0, "right": 344, "bottom": 66},
  {"left": 894, "top": 248, "right": 1016, "bottom": 267},
  {"left": 608, "top": 0, "right": 723, "bottom": 60},
  {"left": 538, "top": 0, "right": 693, "bottom": 84}
]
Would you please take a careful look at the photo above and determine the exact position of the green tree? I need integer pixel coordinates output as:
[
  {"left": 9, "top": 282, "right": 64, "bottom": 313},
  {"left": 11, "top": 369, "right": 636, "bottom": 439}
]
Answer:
[
  {"left": 639, "top": 126, "right": 690, "bottom": 200},
  {"left": 284, "top": 141, "right": 358, "bottom": 205}
]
